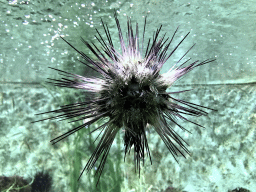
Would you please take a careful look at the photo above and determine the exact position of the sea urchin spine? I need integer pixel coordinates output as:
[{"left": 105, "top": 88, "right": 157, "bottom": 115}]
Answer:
[{"left": 34, "top": 11, "right": 216, "bottom": 184}]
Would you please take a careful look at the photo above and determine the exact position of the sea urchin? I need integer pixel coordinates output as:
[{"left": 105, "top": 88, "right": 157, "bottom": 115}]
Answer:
[{"left": 34, "top": 11, "right": 215, "bottom": 184}]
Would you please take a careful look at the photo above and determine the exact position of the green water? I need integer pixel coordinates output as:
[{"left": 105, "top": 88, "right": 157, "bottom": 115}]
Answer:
[{"left": 0, "top": 0, "right": 255, "bottom": 192}]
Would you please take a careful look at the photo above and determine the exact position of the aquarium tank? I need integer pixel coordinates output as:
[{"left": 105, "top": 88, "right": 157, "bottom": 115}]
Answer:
[{"left": 0, "top": 0, "right": 255, "bottom": 192}]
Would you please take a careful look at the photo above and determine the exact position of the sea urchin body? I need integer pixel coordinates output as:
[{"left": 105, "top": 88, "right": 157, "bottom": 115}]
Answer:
[{"left": 34, "top": 12, "right": 215, "bottom": 183}]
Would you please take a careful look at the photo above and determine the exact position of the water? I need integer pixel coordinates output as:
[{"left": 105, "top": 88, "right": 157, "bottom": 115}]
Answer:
[{"left": 0, "top": 0, "right": 255, "bottom": 191}]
